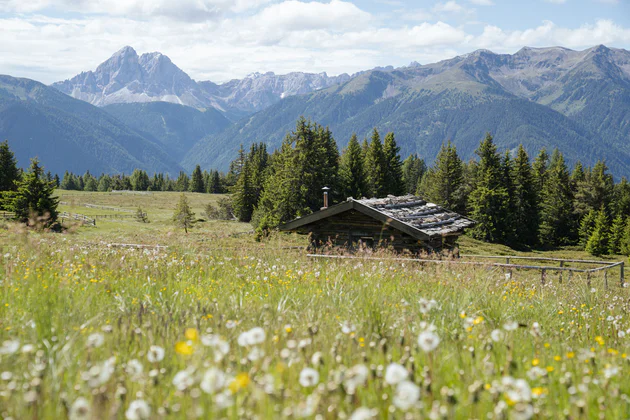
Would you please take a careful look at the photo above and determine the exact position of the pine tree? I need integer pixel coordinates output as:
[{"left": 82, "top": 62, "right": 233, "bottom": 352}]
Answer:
[
  {"left": 500, "top": 150, "right": 516, "bottom": 244},
  {"left": 8, "top": 158, "right": 59, "bottom": 226},
  {"left": 511, "top": 145, "right": 539, "bottom": 246},
  {"left": 60, "top": 171, "right": 78, "bottom": 190},
  {"left": 578, "top": 209, "right": 597, "bottom": 248},
  {"left": 364, "top": 128, "right": 387, "bottom": 198},
  {"left": 383, "top": 132, "right": 405, "bottom": 196},
  {"left": 417, "top": 141, "right": 464, "bottom": 212},
  {"left": 190, "top": 165, "right": 205, "bottom": 193},
  {"left": 468, "top": 134, "right": 509, "bottom": 243},
  {"left": 532, "top": 148, "right": 549, "bottom": 195},
  {"left": 172, "top": 193, "right": 195, "bottom": 234},
  {"left": 340, "top": 134, "right": 367, "bottom": 199},
  {"left": 97, "top": 175, "right": 111, "bottom": 192},
  {"left": 401, "top": 154, "right": 426, "bottom": 195},
  {"left": 539, "top": 149, "right": 574, "bottom": 246},
  {"left": 585, "top": 207, "right": 609, "bottom": 256},
  {"left": 620, "top": 220, "right": 630, "bottom": 256},
  {"left": 608, "top": 214, "right": 626, "bottom": 255},
  {"left": 0, "top": 140, "right": 19, "bottom": 192},
  {"left": 175, "top": 171, "right": 190, "bottom": 192},
  {"left": 207, "top": 171, "right": 222, "bottom": 194},
  {"left": 233, "top": 154, "right": 256, "bottom": 222},
  {"left": 130, "top": 169, "right": 150, "bottom": 191},
  {"left": 574, "top": 160, "right": 614, "bottom": 220},
  {"left": 613, "top": 178, "right": 630, "bottom": 217}
]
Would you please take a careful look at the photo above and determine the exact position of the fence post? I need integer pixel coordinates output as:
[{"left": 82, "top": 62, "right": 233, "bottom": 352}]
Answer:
[
  {"left": 541, "top": 269, "right": 546, "bottom": 285},
  {"left": 587, "top": 271, "right": 591, "bottom": 288},
  {"left": 559, "top": 261, "right": 564, "bottom": 284},
  {"left": 604, "top": 269, "right": 608, "bottom": 289},
  {"left": 621, "top": 262, "right": 625, "bottom": 288}
]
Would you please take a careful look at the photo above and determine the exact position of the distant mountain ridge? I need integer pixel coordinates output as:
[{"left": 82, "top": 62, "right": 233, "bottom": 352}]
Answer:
[{"left": 53, "top": 46, "right": 352, "bottom": 118}]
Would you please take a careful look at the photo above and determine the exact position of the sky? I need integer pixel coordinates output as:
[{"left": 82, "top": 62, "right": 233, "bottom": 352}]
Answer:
[{"left": 1, "top": 0, "right": 629, "bottom": 84}]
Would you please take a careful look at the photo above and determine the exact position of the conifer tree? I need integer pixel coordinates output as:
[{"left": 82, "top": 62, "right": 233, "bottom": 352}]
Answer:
[
  {"left": 608, "top": 214, "right": 626, "bottom": 255},
  {"left": 468, "top": 134, "right": 509, "bottom": 243},
  {"left": 0, "top": 140, "right": 19, "bottom": 192},
  {"left": 620, "top": 220, "right": 630, "bottom": 256},
  {"left": 175, "top": 171, "right": 190, "bottom": 192},
  {"left": 97, "top": 175, "right": 111, "bottom": 192},
  {"left": 613, "top": 178, "right": 630, "bottom": 217},
  {"left": 340, "top": 134, "right": 367, "bottom": 199},
  {"left": 60, "top": 171, "right": 78, "bottom": 190},
  {"left": 233, "top": 153, "right": 256, "bottom": 222},
  {"left": 585, "top": 207, "right": 609, "bottom": 256},
  {"left": 500, "top": 150, "right": 516, "bottom": 244},
  {"left": 417, "top": 141, "right": 464, "bottom": 212},
  {"left": 383, "top": 132, "right": 405, "bottom": 196},
  {"left": 578, "top": 209, "right": 597, "bottom": 248},
  {"left": 511, "top": 145, "right": 539, "bottom": 246},
  {"left": 130, "top": 169, "right": 150, "bottom": 191},
  {"left": 401, "top": 154, "right": 426, "bottom": 195},
  {"left": 532, "top": 148, "right": 549, "bottom": 197},
  {"left": 574, "top": 160, "right": 614, "bottom": 220},
  {"left": 207, "top": 171, "right": 222, "bottom": 194},
  {"left": 190, "top": 165, "right": 205, "bottom": 193},
  {"left": 539, "top": 149, "right": 574, "bottom": 246},
  {"left": 364, "top": 128, "right": 387, "bottom": 198},
  {"left": 172, "top": 193, "right": 195, "bottom": 234},
  {"left": 8, "top": 158, "right": 59, "bottom": 225}
]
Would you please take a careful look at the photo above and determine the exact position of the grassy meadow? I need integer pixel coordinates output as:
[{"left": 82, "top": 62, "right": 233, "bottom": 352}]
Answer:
[{"left": 0, "top": 191, "right": 628, "bottom": 419}]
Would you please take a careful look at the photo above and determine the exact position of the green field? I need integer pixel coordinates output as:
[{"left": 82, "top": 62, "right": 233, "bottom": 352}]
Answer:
[{"left": 0, "top": 191, "right": 628, "bottom": 419}]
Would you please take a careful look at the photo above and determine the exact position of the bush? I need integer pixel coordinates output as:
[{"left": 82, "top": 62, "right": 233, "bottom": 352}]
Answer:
[{"left": 205, "top": 197, "right": 234, "bottom": 221}]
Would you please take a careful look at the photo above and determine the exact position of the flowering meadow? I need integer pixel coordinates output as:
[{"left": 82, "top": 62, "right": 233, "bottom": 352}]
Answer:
[{"left": 1, "top": 229, "right": 629, "bottom": 419}]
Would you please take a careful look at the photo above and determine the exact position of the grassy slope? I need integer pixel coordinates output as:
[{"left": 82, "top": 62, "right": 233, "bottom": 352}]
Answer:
[{"left": 0, "top": 191, "right": 628, "bottom": 418}]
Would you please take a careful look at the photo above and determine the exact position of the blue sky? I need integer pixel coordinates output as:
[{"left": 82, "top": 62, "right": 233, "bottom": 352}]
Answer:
[{"left": 1, "top": 0, "right": 629, "bottom": 84}]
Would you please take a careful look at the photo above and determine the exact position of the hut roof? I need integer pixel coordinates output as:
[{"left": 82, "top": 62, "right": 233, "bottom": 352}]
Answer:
[{"left": 279, "top": 195, "right": 475, "bottom": 240}]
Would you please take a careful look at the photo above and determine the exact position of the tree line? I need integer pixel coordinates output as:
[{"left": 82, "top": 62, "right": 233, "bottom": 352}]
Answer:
[
  {"left": 230, "top": 118, "right": 630, "bottom": 255},
  {"left": 56, "top": 166, "right": 236, "bottom": 194}
]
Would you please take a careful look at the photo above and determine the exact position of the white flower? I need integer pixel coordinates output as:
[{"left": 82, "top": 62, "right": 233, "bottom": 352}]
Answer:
[
  {"left": 417, "top": 331, "right": 440, "bottom": 353},
  {"left": 503, "top": 321, "right": 519, "bottom": 331},
  {"left": 201, "top": 335, "right": 230, "bottom": 362},
  {"left": 512, "top": 403, "right": 534, "bottom": 420},
  {"left": 69, "top": 397, "right": 90, "bottom": 420},
  {"left": 393, "top": 380, "right": 420, "bottom": 410},
  {"left": 526, "top": 367, "right": 546, "bottom": 380},
  {"left": 295, "top": 394, "right": 319, "bottom": 418},
  {"left": 604, "top": 365, "right": 619, "bottom": 379},
  {"left": 86, "top": 333, "right": 104, "bottom": 348},
  {"left": 82, "top": 357, "right": 116, "bottom": 388},
  {"left": 385, "top": 363, "right": 408, "bottom": 385},
  {"left": 125, "top": 359, "right": 143, "bottom": 381},
  {"left": 344, "top": 364, "right": 369, "bottom": 394},
  {"left": 21, "top": 344, "right": 35, "bottom": 354},
  {"left": 200, "top": 368, "right": 226, "bottom": 394},
  {"left": 215, "top": 390, "right": 234, "bottom": 409},
  {"left": 341, "top": 321, "right": 356, "bottom": 334},
  {"left": 125, "top": 399, "right": 151, "bottom": 420},
  {"left": 238, "top": 327, "right": 266, "bottom": 347},
  {"left": 147, "top": 346, "right": 165, "bottom": 363},
  {"left": 618, "top": 330, "right": 626, "bottom": 338},
  {"left": 418, "top": 298, "right": 438, "bottom": 314},
  {"left": 225, "top": 320, "right": 238, "bottom": 329},
  {"left": 299, "top": 367, "right": 320, "bottom": 387},
  {"left": 490, "top": 329, "right": 505, "bottom": 342},
  {"left": 0, "top": 340, "right": 20, "bottom": 355},
  {"left": 172, "top": 369, "right": 195, "bottom": 391},
  {"left": 504, "top": 378, "right": 531, "bottom": 403},
  {"left": 247, "top": 347, "right": 265, "bottom": 361},
  {"left": 350, "top": 407, "right": 375, "bottom": 420}
]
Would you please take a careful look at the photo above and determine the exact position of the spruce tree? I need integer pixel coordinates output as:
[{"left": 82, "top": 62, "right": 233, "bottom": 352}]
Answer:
[
  {"left": 364, "top": 128, "right": 387, "bottom": 198},
  {"left": 511, "top": 145, "right": 539, "bottom": 246},
  {"left": 574, "top": 160, "right": 614, "bottom": 220},
  {"left": 585, "top": 207, "right": 609, "bottom": 256},
  {"left": 417, "top": 141, "right": 464, "bottom": 212},
  {"left": 608, "top": 214, "right": 626, "bottom": 255},
  {"left": 97, "top": 175, "right": 111, "bottom": 192},
  {"left": 613, "top": 178, "right": 630, "bottom": 217},
  {"left": 539, "top": 149, "right": 574, "bottom": 246},
  {"left": 401, "top": 154, "right": 426, "bottom": 195},
  {"left": 172, "top": 193, "right": 195, "bottom": 234},
  {"left": 620, "top": 220, "right": 630, "bottom": 256},
  {"left": 232, "top": 154, "right": 256, "bottom": 222},
  {"left": 340, "top": 134, "right": 367, "bottom": 199},
  {"left": 500, "top": 150, "right": 516, "bottom": 244},
  {"left": 0, "top": 140, "right": 19, "bottom": 192},
  {"left": 383, "top": 132, "right": 405, "bottom": 196},
  {"left": 175, "top": 171, "right": 190, "bottom": 192},
  {"left": 532, "top": 148, "right": 549, "bottom": 200},
  {"left": 130, "top": 169, "right": 150, "bottom": 191},
  {"left": 8, "top": 158, "right": 59, "bottom": 225},
  {"left": 468, "top": 134, "right": 509, "bottom": 243},
  {"left": 578, "top": 209, "right": 597, "bottom": 248},
  {"left": 190, "top": 165, "right": 205, "bottom": 193}
]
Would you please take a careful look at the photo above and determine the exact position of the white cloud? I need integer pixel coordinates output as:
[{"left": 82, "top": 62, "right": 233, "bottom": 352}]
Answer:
[
  {"left": 433, "top": 1, "right": 465, "bottom": 13},
  {"left": 469, "top": 0, "right": 493, "bottom": 5},
  {"left": 544, "top": 0, "right": 567, "bottom": 4}
]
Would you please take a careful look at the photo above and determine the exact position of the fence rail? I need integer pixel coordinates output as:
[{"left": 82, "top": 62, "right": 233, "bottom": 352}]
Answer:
[
  {"left": 59, "top": 212, "right": 96, "bottom": 227},
  {"left": 59, "top": 202, "right": 137, "bottom": 213},
  {"left": 307, "top": 253, "right": 625, "bottom": 289},
  {"left": 0, "top": 212, "right": 15, "bottom": 220}
]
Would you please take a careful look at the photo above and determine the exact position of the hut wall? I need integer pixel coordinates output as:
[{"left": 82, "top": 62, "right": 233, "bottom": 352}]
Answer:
[{"left": 296, "top": 209, "right": 453, "bottom": 253}]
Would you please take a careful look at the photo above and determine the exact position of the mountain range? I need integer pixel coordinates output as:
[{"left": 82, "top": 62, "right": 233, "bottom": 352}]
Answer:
[{"left": 2, "top": 45, "right": 630, "bottom": 178}]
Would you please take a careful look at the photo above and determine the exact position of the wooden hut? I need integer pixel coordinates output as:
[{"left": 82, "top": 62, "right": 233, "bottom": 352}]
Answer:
[{"left": 279, "top": 195, "right": 475, "bottom": 253}]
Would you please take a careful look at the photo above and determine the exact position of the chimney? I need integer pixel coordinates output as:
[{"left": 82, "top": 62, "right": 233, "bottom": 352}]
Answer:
[{"left": 322, "top": 187, "right": 330, "bottom": 210}]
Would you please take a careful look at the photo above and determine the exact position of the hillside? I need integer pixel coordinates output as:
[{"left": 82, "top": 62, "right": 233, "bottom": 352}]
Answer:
[
  {"left": 0, "top": 75, "right": 182, "bottom": 175},
  {"left": 103, "top": 102, "right": 231, "bottom": 160},
  {"left": 183, "top": 46, "right": 630, "bottom": 177}
]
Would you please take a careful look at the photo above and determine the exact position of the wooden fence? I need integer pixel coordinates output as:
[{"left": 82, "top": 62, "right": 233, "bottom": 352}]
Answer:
[
  {"left": 59, "top": 212, "right": 96, "bottom": 227},
  {"left": 0, "top": 212, "right": 15, "bottom": 220},
  {"left": 307, "top": 253, "right": 625, "bottom": 289},
  {"left": 59, "top": 202, "right": 137, "bottom": 213}
]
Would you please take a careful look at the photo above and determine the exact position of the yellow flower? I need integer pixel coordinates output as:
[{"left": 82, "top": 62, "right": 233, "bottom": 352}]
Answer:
[
  {"left": 185, "top": 328, "right": 199, "bottom": 342},
  {"left": 554, "top": 355, "right": 562, "bottom": 362},
  {"left": 566, "top": 352, "right": 575, "bottom": 359},
  {"left": 473, "top": 316, "right": 484, "bottom": 325},
  {"left": 546, "top": 366, "right": 554, "bottom": 372},
  {"left": 229, "top": 373, "right": 250, "bottom": 393},
  {"left": 175, "top": 341, "right": 194, "bottom": 355},
  {"left": 595, "top": 336, "right": 605, "bottom": 346},
  {"left": 532, "top": 359, "right": 540, "bottom": 366}
]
